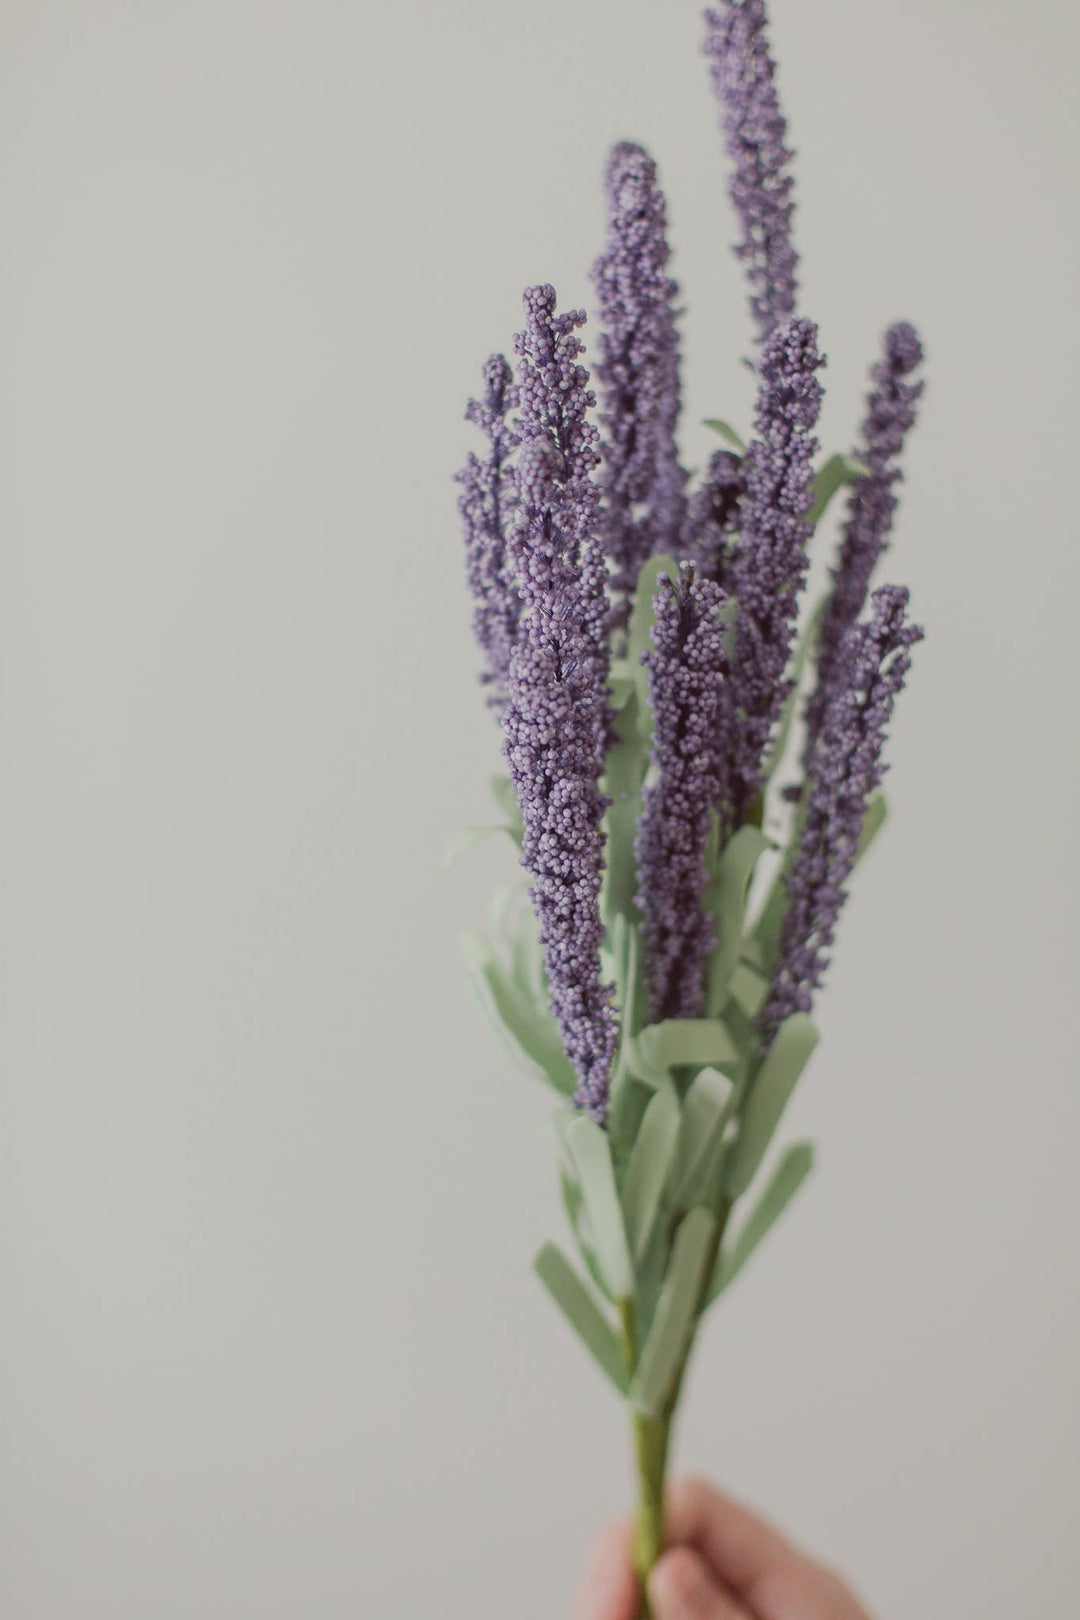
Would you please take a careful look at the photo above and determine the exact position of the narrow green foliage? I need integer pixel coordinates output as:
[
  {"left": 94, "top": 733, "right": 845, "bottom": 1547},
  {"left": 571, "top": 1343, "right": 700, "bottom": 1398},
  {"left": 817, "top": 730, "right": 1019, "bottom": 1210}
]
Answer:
[
  {"left": 622, "top": 1086, "right": 682, "bottom": 1263},
  {"left": 461, "top": 932, "right": 577, "bottom": 1094},
  {"left": 565, "top": 1114, "right": 635, "bottom": 1299},
  {"left": 535, "top": 1244, "right": 630, "bottom": 1394},
  {"left": 704, "top": 826, "right": 774, "bottom": 1016},
  {"left": 808, "top": 451, "right": 869, "bottom": 528},
  {"left": 633, "top": 1208, "right": 717, "bottom": 1417},
  {"left": 708, "top": 1141, "right": 815, "bottom": 1301},
  {"left": 724, "top": 1014, "right": 819, "bottom": 1197},
  {"left": 702, "top": 419, "right": 747, "bottom": 452}
]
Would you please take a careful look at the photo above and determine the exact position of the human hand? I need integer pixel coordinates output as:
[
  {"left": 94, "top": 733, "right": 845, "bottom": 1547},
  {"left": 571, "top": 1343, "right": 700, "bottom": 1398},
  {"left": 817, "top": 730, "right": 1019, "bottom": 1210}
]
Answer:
[{"left": 575, "top": 1476, "right": 873, "bottom": 1620}]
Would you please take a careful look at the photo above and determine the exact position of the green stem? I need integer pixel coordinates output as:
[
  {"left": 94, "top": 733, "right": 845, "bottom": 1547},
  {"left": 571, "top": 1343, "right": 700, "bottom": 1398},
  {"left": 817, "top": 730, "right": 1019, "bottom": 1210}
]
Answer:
[
  {"left": 620, "top": 1198, "right": 732, "bottom": 1620},
  {"left": 630, "top": 1408, "right": 670, "bottom": 1620}
]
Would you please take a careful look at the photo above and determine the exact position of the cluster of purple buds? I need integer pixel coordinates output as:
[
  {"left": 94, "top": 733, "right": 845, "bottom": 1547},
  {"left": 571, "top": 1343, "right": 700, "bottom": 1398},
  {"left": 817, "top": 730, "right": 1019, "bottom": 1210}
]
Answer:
[
  {"left": 456, "top": 0, "right": 924, "bottom": 1125},
  {"left": 762, "top": 587, "right": 923, "bottom": 1041},
  {"left": 592, "top": 142, "right": 688, "bottom": 622},
  {"left": 636, "top": 565, "right": 727, "bottom": 1022}
]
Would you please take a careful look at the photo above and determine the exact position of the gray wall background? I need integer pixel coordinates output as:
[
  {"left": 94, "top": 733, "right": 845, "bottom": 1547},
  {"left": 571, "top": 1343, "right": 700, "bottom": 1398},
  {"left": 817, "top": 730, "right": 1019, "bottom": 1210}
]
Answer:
[{"left": 1, "top": 1, "right": 1077, "bottom": 1615}]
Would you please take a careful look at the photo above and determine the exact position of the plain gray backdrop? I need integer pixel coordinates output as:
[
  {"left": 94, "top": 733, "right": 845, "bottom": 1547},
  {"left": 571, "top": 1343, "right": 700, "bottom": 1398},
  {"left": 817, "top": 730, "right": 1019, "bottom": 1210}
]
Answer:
[{"left": 2, "top": 0, "right": 1078, "bottom": 1615}]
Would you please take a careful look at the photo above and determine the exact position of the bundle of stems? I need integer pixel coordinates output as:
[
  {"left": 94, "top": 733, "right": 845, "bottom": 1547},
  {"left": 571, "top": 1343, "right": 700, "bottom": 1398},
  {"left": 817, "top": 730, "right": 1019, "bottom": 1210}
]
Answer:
[{"left": 453, "top": 3, "right": 925, "bottom": 1608}]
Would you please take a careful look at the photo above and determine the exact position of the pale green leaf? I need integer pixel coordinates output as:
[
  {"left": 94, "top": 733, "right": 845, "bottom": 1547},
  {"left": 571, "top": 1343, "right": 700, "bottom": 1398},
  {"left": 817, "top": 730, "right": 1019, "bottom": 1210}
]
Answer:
[
  {"left": 724, "top": 1014, "right": 819, "bottom": 1197},
  {"left": 460, "top": 932, "right": 576, "bottom": 1095},
  {"left": 632, "top": 1208, "right": 717, "bottom": 1416},
  {"left": 704, "top": 826, "right": 774, "bottom": 1016},
  {"left": 672, "top": 1066, "right": 734, "bottom": 1209},
  {"left": 622, "top": 1085, "right": 681, "bottom": 1263},
  {"left": 727, "top": 960, "right": 769, "bottom": 1022},
  {"left": 702, "top": 419, "right": 747, "bottom": 453},
  {"left": 490, "top": 774, "right": 521, "bottom": 829},
  {"left": 565, "top": 1114, "right": 634, "bottom": 1300},
  {"left": 708, "top": 1142, "right": 814, "bottom": 1302},
  {"left": 808, "top": 452, "right": 868, "bottom": 528},
  {"left": 442, "top": 823, "right": 516, "bottom": 871},
  {"left": 560, "top": 1166, "right": 613, "bottom": 1303},
  {"left": 534, "top": 1243, "right": 629, "bottom": 1394},
  {"left": 634, "top": 1018, "right": 739, "bottom": 1081}
]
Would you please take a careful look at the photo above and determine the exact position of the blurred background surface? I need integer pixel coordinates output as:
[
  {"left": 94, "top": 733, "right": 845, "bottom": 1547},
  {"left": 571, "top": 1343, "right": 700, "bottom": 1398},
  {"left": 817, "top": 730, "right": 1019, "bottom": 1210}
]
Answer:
[{"left": 1, "top": 0, "right": 1077, "bottom": 1613}]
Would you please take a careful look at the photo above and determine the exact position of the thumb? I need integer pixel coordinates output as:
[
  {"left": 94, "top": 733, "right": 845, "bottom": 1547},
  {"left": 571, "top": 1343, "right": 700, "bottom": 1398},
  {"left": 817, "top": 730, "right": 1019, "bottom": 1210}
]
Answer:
[{"left": 649, "top": 1548, "right": 753, "bottom": 1620}]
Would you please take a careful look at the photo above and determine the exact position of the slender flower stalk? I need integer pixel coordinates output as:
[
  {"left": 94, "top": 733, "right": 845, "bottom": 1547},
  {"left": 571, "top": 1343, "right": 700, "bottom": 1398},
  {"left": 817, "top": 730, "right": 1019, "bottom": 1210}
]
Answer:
[
  {"left": 683, "top": 448, "right": 743, "bottom": 587},
  {"left": 456, "top": 355, "right": 521, "bottom": 701},
  {"left": 762, "top": 586, "right": 923, "bottom": 1042},
  {"left": 636, "top": 564, "right": 727, "bottom": 1022},
  {"left": 805, "top": 322, "right": 925, "bottom": 750},
  {"left": 503, "top": 288, "right": 616, "bottom": 1122},
  {"left": 592, "top": 142, "right": 688, "bottom": 621},
  {"left": 704, "top": 0, "right": 798, "bottom": 345},
  {"left": 726, "top": 316, "right": 825, "bottom": 827}
]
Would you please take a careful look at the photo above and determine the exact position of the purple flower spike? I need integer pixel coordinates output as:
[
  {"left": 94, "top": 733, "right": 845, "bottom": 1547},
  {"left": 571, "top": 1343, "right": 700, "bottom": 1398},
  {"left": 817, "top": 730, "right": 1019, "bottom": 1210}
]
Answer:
[
  {"left": 504, "top": 289, "right": 617, "bottom": 1122},
  {"left": 806, "top": 322, "right": 925, "bottom": 750},
  {"left": 762, "top": 585, "right": 923, "bottom": 1042},
  {"left": 592, "top": 142, "right": 688, "bottom": 619},
  {"left": 456, "top": 355, "right": 521, "bottom": 702},
  {"left": 636, "top": 564, "right": 727, "bottom": 1022},
  {"left": 727, "top": 316, "right": 825, "bottom": 826},
  {"left": 704, "top": 0, "right": 799, "bottom": 345},
  {"left": 684, "top": 448, "right": 743, "bottom": 587}
]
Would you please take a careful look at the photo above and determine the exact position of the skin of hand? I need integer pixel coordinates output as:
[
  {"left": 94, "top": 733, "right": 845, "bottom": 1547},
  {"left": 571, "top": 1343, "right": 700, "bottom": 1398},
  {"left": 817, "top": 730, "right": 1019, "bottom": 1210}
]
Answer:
[{"left": 575, "top": 1477, "right": 874, "bottom": 1620}]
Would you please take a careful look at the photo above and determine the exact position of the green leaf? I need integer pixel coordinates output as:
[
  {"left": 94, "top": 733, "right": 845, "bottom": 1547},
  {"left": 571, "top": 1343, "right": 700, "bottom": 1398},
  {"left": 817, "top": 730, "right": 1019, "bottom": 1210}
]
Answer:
[
  {"left": 672, "top": 1066, "right": 734, "bottom": 1209},
  {"left": 704, "top": 826, "right": 774, "bottom": 1017},
  {"left": 622, "top": 1085, "right": 681, "bottom": 1263},
  {"left": 632, "top": 1207, "right": 717, "bottom": 1416},
  {"left": 534, "top": 1244, "right": 629, "bottom": 1394},
  {"left": 601, "top": 691, "right": 647, "bottom": 929},
  {"left": 632, "top": 1018, "right": 739, "bottom": 1084},
  {"left": 442, "top": 823, "right": 516, "bottom": 871},
  {"left": 724, "top": 1013, "right": 819, "bottom": 1197},
  {"left": 565, "top": 1114, "right": 634, "bottom": 1300},
  {"left": 560, "top": 1166, "right": 613, "bottom": 1303},
  {"left": 708, "top": 1141, "right": 815, "bottom": 1302},
  {"left": 703, "top": 419, "right": 747, "bottom": 453},
  {"left": 727, "top": 960, "right": 769, "bottom": 1022},
  {"left": 808, "top": 452, "right": 868, "bottom": 528},
  {"left": 460, "top": 932, "right": 576, "bottom": 1095},
  {"left": 856, "top": 792, "right": 888, "bottom": 861}
]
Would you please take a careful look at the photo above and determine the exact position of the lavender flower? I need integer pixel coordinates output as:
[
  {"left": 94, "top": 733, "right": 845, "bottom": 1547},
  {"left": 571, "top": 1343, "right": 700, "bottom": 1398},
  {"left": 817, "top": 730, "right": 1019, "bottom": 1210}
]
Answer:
[
  {"left": 726, "top": 316, "right": 824, "bottom": 826},
  {"left": 503, "top": 288, "right": 616, "bottom": 1122},
  {"left": 636, "top": 565, "right": 727, "bottom": 1022},
  {"left": 805, "top": 322, "right": 925, "bottom": 749},
  {"left": 683, "top": 449, "right": 743, "bottom": 587},
  {"left": 456, "top": 355, "right": 521, "bottom": 700},
  {"left": 592, "top": 142, "right": 688, "bottom": 620},
  {"left": 704, "top": 0, "right": 798, "bottom": 345},
  {"left": 762, "top": 585, "right": 923, "bottom": 1042}
]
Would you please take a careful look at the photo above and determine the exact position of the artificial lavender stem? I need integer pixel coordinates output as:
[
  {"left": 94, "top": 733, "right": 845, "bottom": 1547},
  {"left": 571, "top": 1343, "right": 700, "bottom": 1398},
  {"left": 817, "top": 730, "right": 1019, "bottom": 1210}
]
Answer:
[
  {"left": 503, "top": 287, "right": 617, "bottom": 1121},
  {"left": 456, "top": 355, "right": 521, "bottom": 701},
  {"left": 762, "top": 585, "right": 923, "bottom": 1042},
  {"left": 593, "top": 142, "right": 688, "bottom": 621},
  {"left": 704, "top": 0, "right": 798, "bottom": 345},
  {"left": 805, "top": 322, "right": 925, "bottom": 751},
  {"left": 726, "top": 316, "right": 824, "bottom": 827},
  {"left": 636, "top": 565, "right": 726, "bottom": 1021}
]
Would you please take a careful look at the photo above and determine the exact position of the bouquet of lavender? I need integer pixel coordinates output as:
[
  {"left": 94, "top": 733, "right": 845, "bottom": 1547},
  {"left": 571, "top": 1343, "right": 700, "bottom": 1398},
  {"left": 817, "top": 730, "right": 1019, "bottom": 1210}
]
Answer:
[{"left": 454, "top": 2, "right": 924, "bottom": 1606}]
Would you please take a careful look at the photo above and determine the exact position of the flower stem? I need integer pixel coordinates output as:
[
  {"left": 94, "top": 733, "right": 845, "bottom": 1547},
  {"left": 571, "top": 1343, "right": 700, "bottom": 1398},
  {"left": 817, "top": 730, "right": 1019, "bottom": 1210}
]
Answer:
[{"left": 630, "top": 1406, "right": 671, "bottom": 1619}]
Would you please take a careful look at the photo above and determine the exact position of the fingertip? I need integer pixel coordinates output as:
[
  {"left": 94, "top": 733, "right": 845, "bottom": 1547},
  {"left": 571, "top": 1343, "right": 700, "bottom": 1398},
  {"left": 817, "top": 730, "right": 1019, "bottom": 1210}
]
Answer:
[
  {"left": 575, "top": 1518, "right": 637, "bottom": 1620},
  {"left": 648, "top": 1546, "right": 719, "bottom": 1616}
]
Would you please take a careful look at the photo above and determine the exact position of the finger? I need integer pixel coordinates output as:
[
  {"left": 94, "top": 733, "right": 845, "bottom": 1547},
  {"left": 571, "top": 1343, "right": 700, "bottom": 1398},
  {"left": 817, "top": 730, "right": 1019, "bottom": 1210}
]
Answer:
[
  {"left": 574, "top": 1519, "right": 638, "bottom": 1620},
  {"left": 648, "top": 1546, "right": 753, "bottom": 1620},
  {"left": 663, "top": 1476, "right": 817, "bottom": 1610}
]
